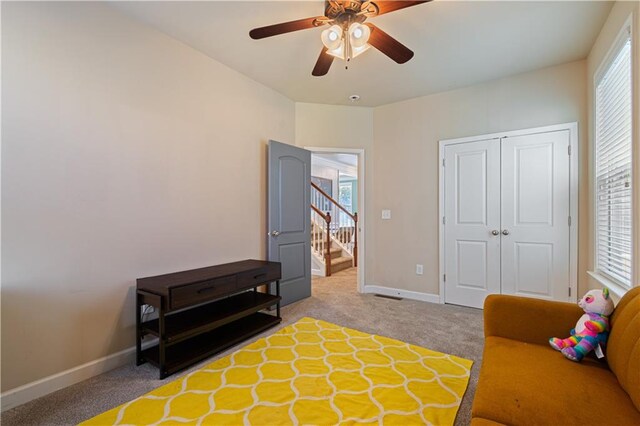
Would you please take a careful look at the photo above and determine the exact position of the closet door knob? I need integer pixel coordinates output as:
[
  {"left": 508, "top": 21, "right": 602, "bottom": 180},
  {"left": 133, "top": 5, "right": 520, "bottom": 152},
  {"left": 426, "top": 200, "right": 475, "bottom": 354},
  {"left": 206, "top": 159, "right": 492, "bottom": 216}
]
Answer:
[
  {"left": 491, "top": 230, "right": 500, "bottom": 236},
  {"left": 502, "top": 229, "right": 510, "bottom": 235}
]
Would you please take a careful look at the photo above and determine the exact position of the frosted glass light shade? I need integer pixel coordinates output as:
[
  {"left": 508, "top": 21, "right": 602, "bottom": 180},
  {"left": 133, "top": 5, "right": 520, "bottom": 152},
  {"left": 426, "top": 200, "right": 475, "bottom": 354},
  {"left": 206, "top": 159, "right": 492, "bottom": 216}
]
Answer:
[
  {"left": 321, "top": 25, "right": 343, "bottom": 50},
  {"left": 351, "top": 43, "right": 371, "bottom": 58},
  {"left": 349, "top": 23, "right": 370, "bottom": 48},
  {"left": 326, "top": 42, "right": 370, "bottom": 60},
  {"left": 326, "top": 42, "right": 345, "bottom": 59}
]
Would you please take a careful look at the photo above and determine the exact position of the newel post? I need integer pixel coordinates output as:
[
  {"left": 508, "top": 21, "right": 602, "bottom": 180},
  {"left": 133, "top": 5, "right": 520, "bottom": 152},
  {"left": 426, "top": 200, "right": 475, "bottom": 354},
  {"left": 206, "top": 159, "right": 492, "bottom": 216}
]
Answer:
[
  {"left": 352, "top": 212, "right": 358, "bottom": 267},
  {"left": 325, "top": 212, "right": 332, "bottom": 277}
]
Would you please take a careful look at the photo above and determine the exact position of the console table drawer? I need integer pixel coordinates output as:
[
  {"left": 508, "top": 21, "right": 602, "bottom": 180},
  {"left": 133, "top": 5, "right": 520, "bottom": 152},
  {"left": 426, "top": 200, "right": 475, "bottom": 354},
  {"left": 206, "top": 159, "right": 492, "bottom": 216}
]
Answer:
[
  {"left": 237, "top": 265, "right": 280, "bottom": 291},
  {"left": 171, "top": 275, "right": 237, "bottom": 309}
]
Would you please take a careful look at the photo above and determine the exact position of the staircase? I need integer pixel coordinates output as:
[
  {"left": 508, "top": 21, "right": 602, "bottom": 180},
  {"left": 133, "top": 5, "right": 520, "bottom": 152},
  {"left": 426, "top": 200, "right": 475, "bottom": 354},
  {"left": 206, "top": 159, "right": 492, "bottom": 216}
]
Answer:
[
  {"left": 310, "top": 182, "right": 358, "bottom": 276},
  {"left": 311, "top": 224, "right": 353, "bottom": 274}
]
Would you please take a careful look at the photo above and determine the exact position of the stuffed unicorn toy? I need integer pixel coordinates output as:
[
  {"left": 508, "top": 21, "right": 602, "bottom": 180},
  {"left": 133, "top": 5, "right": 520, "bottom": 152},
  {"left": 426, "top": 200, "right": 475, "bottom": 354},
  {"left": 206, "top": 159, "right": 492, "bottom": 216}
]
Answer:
[{"left": 549, "top": 288, "right": 614, "bottom": 362}]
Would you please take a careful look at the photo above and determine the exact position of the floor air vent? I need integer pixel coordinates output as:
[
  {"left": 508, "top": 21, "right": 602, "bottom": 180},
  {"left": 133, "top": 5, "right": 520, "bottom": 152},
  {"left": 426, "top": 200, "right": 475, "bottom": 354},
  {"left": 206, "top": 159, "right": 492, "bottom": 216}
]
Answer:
[{"left": 374, "top": 294, "right": 403, "bottom": 301}]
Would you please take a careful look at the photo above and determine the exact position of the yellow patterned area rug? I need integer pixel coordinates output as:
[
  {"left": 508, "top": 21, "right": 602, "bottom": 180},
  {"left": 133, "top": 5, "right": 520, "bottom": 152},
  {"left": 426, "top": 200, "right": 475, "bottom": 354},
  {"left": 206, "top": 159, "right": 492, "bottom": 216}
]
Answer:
[{"left": 83, "top": 317, "right": 473, "bottom": 425}]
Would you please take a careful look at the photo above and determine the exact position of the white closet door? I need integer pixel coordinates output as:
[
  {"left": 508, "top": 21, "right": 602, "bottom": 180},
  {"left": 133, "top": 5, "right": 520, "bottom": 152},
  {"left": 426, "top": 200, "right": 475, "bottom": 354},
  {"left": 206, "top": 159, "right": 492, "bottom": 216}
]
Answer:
[
  {"left": 500, "top": 131, "right": 570, "bottom": 301},
  {"left": 444, "top": 139, "right": 501, "bottom": 308}
]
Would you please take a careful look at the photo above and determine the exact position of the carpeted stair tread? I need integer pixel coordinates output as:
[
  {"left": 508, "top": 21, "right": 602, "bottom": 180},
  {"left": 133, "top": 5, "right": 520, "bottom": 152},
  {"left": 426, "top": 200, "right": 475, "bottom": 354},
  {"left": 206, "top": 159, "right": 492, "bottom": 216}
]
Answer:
[
  {"left": 330, "top": 247, "right": 342, "bottom": 259},
  {"left": 311, "top": 247, "right": 346, "bottom": 261},
  {"left": 331, "top": 256, "right": 353, "bottom": 273}
]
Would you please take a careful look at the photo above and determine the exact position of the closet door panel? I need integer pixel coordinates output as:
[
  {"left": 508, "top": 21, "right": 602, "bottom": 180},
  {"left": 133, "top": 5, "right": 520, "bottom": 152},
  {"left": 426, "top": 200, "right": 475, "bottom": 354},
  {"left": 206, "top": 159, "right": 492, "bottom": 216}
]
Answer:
[
  {"left": 444, "top": 139, "right": 501, "bottom": 308},
  {"left": 500, "top": 131, "right": 570, "bottom": 301}
]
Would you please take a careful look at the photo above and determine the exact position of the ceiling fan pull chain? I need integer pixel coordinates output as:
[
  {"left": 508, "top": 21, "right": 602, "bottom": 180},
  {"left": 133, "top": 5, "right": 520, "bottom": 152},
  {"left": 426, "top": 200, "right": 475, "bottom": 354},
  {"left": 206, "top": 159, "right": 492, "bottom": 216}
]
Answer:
[
  {"left": 345, "top": 16, "right": 352, "bottom": 65},
  {"left": 346, "top": 29, "right": 351, "bottom": 64},
  {"left": 346, "top": 35, "right": 351, "bottom": 70}
]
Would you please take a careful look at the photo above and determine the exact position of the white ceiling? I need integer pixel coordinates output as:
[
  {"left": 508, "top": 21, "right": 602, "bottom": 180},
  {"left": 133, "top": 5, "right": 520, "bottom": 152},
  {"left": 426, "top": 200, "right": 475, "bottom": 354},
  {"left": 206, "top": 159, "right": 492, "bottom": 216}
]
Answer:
[
  {"left": 111, "top": 1, "right": 613, "bottom": 107},
  {"left": 313, "top": 153, "right": 359, "bottom": 167},
  {"left": 312, "top": 153, "right": 358, "bottom": 178}
]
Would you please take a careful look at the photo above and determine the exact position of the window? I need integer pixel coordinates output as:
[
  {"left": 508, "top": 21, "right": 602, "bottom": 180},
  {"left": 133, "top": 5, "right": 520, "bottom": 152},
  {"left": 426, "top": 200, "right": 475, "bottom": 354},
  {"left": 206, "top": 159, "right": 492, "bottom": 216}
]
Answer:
[
  {"left": 339, "top": 182, "right": 353, "bottom": 213},
  {"left": 338, "top": 182, "right": 353, "bottom": 227},
  {"left": 594, "top": 24, "right": 633, "bottom": 288}
]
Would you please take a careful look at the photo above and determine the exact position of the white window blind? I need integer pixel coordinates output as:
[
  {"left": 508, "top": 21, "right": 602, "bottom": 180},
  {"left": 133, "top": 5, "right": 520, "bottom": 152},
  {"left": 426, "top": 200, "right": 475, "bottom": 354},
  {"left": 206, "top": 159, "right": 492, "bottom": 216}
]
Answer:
[{"left": 595, "top": 29, "right": 633, "bottom": 288}]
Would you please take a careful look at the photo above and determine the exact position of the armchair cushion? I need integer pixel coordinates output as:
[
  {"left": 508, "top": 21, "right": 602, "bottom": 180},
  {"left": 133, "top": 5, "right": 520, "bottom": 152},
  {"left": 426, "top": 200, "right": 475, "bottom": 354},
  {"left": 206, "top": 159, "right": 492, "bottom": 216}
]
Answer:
[
  {"left": 607, "top": 286, "right": 640, "bottom": 410},
  {"left": 472, "top": 336, "right": 640, "bottom": 425}
]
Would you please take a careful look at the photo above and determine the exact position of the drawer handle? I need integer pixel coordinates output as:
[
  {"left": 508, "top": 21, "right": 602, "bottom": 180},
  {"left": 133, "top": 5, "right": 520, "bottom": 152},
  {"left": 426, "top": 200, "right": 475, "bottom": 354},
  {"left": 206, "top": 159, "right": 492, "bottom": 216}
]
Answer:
[
  {"left": 197, "top": 286, "right": 218, "bottom": 294},
  {"left": 253, "top": 273, "right": 267, "bottom": 280}
]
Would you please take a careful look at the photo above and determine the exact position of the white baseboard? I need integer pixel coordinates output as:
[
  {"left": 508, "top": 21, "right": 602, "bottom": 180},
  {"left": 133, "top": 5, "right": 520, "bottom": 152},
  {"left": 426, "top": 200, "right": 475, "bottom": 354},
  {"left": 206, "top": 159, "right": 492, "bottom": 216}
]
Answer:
[
  {"left": 0, "top": 345, "right": 139, "bottom": 412},
  {"left": 364, "top": 285, "right": 441, "bottom": 304},
  {"left": 311, "top": 268, "right": 325, "bottom": 277}
]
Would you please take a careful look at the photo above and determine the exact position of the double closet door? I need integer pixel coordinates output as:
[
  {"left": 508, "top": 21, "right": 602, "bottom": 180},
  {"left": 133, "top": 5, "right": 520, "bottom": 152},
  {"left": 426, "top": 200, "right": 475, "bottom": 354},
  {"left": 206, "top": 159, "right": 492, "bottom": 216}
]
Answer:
[{"left": 443, "top": 129, "right": 572, "bottom": 309}]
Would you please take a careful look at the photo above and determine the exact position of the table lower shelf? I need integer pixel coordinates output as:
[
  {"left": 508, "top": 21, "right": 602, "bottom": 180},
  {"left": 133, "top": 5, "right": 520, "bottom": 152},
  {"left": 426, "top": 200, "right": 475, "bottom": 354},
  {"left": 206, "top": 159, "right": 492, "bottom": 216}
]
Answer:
[
  {"left": 141, "top": 312, "right": 280, "bottom": 377},
  {"left": 142, "top": 291, "right": 280, "bottom": 345}
]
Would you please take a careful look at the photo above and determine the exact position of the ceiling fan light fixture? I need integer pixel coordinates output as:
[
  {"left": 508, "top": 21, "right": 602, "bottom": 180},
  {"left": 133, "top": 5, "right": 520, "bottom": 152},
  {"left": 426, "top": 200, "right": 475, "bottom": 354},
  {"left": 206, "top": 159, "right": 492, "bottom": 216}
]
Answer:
[
  {"left": 351, "top": 43, "right": 371, "bottom": 58},
  {"left": 321, "top": 25, "right": 343, "bottom": 50},
  {"left": 348, "top": 22, "right": 370, "bottom": 48},
  {"left": 326, "top": 41, "right": 369, "bottom": 60},
  {"left": 326, "top": 42, "right": 345, "bottom": 59},
  {"left": 249, "top": 0, "right": 428, "bottom": 76}
]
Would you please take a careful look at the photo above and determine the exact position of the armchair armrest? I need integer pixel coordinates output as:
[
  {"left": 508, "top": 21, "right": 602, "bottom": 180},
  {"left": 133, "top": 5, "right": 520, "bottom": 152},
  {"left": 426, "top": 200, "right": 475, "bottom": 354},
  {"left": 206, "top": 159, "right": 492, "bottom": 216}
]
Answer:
[{"left": 484, "top": 295, "right": 583, "bottom": 346}]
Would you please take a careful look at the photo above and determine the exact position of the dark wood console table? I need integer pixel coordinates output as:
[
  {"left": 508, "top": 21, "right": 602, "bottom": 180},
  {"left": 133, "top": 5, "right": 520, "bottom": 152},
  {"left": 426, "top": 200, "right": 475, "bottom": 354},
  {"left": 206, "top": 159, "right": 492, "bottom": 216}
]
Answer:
[{"left": 136, "top": 259, "right": 281, "bottom": 379}]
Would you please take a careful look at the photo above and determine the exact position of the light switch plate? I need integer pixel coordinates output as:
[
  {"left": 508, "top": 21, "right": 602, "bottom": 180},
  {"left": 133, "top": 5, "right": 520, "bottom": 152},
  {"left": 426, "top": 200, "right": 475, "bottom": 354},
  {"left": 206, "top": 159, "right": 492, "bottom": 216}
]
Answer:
[
  {"left": 416, "top": 264, "right": 424, "bottom": 275},
  {"left": 382, "top": 209, "right": 391, "bottom": 220}
]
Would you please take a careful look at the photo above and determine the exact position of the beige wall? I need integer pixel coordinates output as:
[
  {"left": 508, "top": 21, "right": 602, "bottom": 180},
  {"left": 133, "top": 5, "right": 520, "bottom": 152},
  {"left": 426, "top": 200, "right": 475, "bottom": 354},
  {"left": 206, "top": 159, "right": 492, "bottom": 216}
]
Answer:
[
  {"left": 371, "top": 60, "right": 588, "bottom": 295},
  {"left": 1, "top": 2, "right": 294, "bottom": 391},
  {"left": 295, "top": 103, "right": 374, "bottom": 284},
  {"left": 586, "top": 1, "right": 640, "bottom": 295}
]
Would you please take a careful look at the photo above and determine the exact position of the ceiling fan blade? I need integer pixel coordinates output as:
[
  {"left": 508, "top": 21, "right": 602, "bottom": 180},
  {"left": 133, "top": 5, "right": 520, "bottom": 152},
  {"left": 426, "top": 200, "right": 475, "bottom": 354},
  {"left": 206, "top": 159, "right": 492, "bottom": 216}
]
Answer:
[
  {"left": 370, "top": 1, "right": 431, "bottom": 16},
  {"left": 250, "top": 17, "right": 324, "bottom": 40},
  {"left": 312, "top": 47, "right": 335, "bottom": 76},
  {"left": 365, "top": 23, "right": 414, "bottom": 64}
]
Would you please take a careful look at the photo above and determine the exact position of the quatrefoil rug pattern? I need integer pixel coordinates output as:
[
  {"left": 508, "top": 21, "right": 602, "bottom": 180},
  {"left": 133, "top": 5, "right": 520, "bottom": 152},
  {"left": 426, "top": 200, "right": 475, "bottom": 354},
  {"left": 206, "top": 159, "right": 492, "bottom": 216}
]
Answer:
[{"left": 83, "top": 317, "right": 473, "bottom": 425}]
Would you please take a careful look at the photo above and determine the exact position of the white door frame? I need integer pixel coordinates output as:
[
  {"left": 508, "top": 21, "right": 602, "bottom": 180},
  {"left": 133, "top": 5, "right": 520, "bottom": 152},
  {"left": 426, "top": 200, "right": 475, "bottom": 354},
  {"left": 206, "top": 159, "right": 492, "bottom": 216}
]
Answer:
[
  {"left": 305, "top": 147, "right": 365, "bottom": 294},
  {"left": 438, "top": 122, "right": 579, "bottom": 305}
]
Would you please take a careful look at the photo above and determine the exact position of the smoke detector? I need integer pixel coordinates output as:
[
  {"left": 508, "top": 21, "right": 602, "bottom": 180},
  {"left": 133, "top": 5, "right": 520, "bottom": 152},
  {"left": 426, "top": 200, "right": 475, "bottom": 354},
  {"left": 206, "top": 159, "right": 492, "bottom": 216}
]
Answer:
[{"left": 349, "top": 94, "right": 360, "bottom": 102}]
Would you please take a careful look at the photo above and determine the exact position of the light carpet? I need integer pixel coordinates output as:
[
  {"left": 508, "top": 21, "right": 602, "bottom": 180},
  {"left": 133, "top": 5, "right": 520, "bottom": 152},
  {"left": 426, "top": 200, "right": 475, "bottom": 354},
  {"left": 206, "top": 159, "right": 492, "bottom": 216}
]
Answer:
[{"left": 82, "top": 317, "right": 472, "bottom": 425}]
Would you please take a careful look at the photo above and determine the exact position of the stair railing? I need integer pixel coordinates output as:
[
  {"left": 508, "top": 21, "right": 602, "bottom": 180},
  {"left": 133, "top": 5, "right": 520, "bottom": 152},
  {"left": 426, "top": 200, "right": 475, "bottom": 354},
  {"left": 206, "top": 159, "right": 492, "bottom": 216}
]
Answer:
[
  {"left": 310, "top": 182, "right": 358, "bottom": 268},
  {"left": 310, "top": 205, "right": 332, "bottom": 276}
]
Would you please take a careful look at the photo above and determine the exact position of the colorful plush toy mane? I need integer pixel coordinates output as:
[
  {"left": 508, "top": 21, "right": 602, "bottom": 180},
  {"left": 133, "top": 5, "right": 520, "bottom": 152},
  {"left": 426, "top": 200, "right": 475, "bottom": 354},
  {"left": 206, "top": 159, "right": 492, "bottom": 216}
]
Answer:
[{"left": 549, "top": 288, "right": 614, "bottom": 362}]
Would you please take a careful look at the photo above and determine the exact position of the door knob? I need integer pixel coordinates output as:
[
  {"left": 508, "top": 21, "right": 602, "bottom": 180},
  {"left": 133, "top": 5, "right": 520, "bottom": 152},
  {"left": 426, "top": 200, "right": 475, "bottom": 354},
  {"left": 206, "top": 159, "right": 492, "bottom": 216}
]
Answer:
[
  {"left": 502, "top": 229, "right": 510, "bottom": 235},
  {"left": 270, "top": 230, "right": 281, "bottom": 237},
  {"left": 491, "top": 230, "right": 500, "bottom": 236}
]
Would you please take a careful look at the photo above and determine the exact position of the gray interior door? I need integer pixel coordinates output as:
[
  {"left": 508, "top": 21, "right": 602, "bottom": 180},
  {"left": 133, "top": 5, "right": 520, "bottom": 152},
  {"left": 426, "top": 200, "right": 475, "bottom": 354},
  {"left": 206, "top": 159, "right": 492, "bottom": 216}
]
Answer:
[{"left": 268, "top": 140, "right": 311, "bottom": 306}]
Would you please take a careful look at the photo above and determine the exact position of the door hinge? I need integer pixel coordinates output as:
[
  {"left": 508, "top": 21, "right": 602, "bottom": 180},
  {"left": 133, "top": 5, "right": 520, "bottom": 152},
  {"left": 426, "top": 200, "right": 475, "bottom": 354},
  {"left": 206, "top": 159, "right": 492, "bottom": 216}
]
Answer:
[
  {"left": 568, "top": 216, "right": 572, "bottom": 226},
  {"left": 443, "top": 274, "right": 446, "bottom": 282},
  {"left": 442, "top": 216, "right": 446, "bottom": 225},
  {"left": 442, "top": 158, "right": 445, "bottom": 167},
  {"left": 568, "top": 145, "right": 572, "bottom": 156},
  {"left": 569, "top": 287, "right": 572, "bottom": 297}
]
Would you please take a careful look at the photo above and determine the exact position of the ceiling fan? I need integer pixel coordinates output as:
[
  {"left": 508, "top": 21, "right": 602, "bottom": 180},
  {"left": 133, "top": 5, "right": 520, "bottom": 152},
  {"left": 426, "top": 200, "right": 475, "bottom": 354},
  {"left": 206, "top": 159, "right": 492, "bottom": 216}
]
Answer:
[{"left": 249, "top": 1, "right": 431, "bottom": 76}]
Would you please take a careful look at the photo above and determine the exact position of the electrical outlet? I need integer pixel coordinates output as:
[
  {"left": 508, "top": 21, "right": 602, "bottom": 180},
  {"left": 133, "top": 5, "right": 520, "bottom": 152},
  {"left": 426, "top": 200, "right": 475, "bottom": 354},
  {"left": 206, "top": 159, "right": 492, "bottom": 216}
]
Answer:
[
  {"left": 382, "top": 209, "right": 391, "bottom": 220},
  {"left": 416, "top": 264, "right": 424, "bottom": 275}
]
